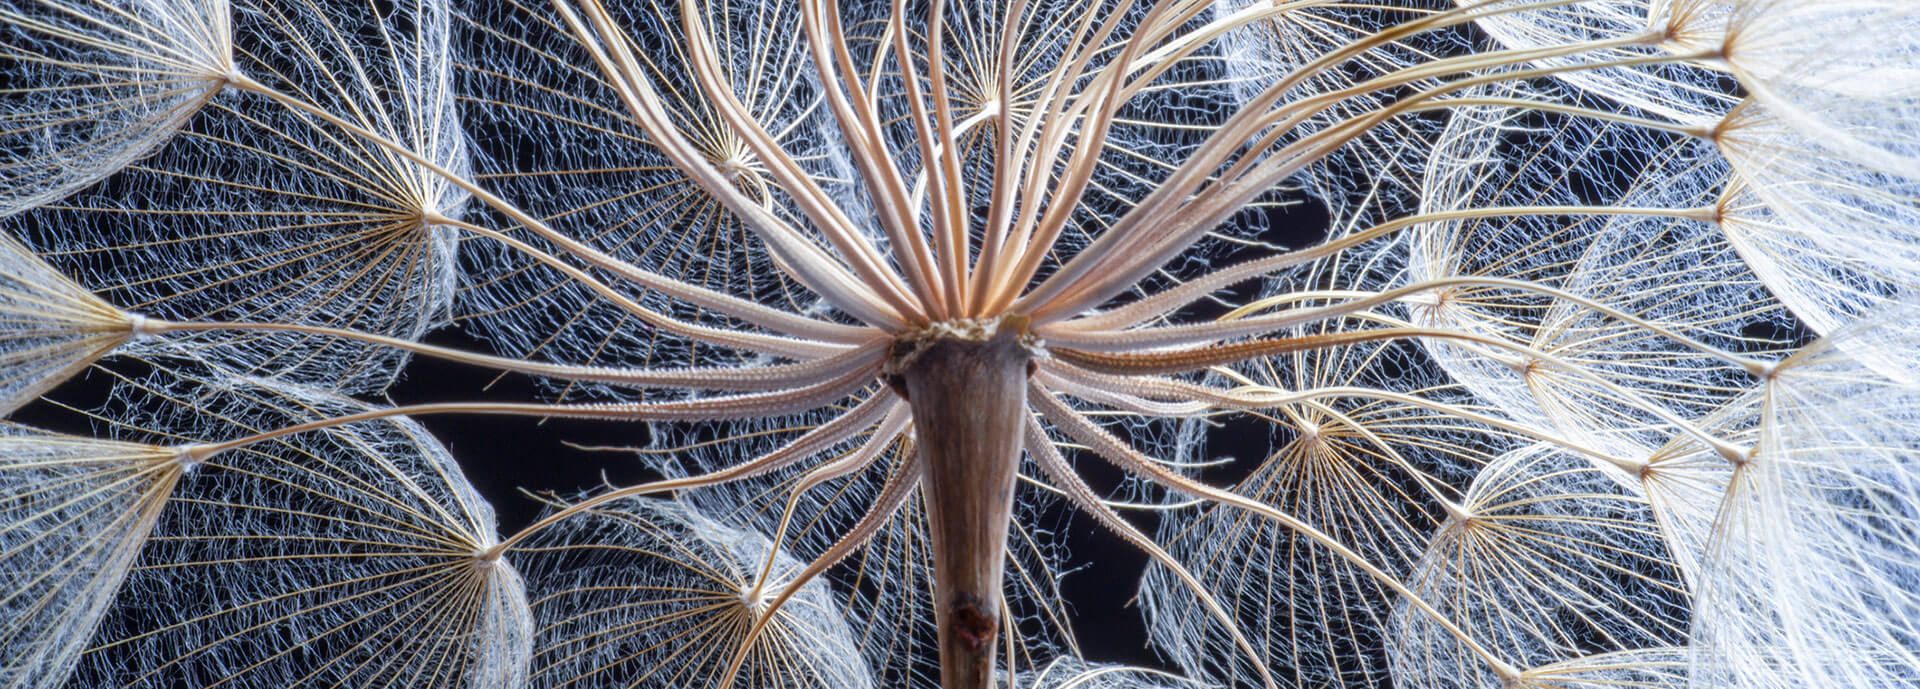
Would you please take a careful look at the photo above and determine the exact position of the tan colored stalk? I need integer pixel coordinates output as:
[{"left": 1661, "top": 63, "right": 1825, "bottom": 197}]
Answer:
[
  {"left": 1048, "top": 274, "right": 1769, "bottom": 376},
  {"left": 1023, "top": 20, "right": 1704, "bottom": 318},
  {"left": 179, "top": 363, "right": 882, "bottom": 461},
  {"left": 889, "top": 319, "right": 1036, "bottom": 689},
  {"left": 139, "top": 318, "right": 882, "bottom": 391},
  {"left": 1062, "top": 204, "right": 1718, "bottom": 332}
]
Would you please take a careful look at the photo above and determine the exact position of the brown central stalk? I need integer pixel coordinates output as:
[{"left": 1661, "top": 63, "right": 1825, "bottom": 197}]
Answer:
[{"left": 891, "top": 319, "right": 1033, "bottom": 689}]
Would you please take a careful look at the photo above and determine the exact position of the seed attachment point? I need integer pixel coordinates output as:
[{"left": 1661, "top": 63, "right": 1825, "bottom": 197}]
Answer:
[{"left": 172, "top": 443, "right": 218, "bottom": 471}]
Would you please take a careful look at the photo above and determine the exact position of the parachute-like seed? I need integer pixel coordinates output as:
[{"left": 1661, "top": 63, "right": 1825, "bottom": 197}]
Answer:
[
  {"left": 0, "top": 232, "right": 133, "bottom": 416},
  {"left": 1388, "top": 443, "right": 1688, "bottom": 689},
  {"left": 1714, "top": 178, "right": 1913, "bottom": 340},
  {"left": 1455, "top": 0, "right": 1733, "bottom": 123},
  {"left": 1633, "top": 390, "right": 1757, "bottom": 588},
  {"left": 16, "top": 0, "right": 465, "bottom": 393},
  {"left": 1140, "top": 324, "right": 1498, "bottom": 689},
  {"left": 1691, "top": 302, "right": 1920, "bottom": 689},
  {"left": 0, "top": 0, "right": 232, "bottom": 216},
  {"left": 1409, "top": 97, "right": 1779, "bottom": 451},
  {"left": 1712, "top": 101, "right": 1920, "bottom": 335},
  {"left": 0, "top": 424, "right": 180, "bottom": 689},
  {"left": 1723, "top": 0, "right": 1920, "bottom": 179},
  {"left": 510, "top": 495, "right": 874, "bottom": 689},
  {"left": 64, "top": 363, "right": 531, "bottom": 689}
]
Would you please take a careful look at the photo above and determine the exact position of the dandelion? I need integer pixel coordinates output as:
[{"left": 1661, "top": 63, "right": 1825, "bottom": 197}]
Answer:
[
  {"left": 1, "top": 1, "right": 1917, "bottom": 688},
  {"left": 1386, "top": 443, "right": 1686, "bottom": 689}
]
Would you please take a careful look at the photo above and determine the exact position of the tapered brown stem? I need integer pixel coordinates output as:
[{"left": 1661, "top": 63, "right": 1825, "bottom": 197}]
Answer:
[{"left": 892, "top": 324, "right": 1033, "bottom": 689}]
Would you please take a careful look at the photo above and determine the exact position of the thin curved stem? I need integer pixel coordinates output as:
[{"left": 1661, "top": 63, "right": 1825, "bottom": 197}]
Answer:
[
  {"left": 442, "top": 217, "right": 874, "bottom": 353},
  {"left": 652, "top": 0, "right": 926, "bottom": 322},
  {"left": 746, "top": 406, "right": 911, "bottom": 602},
  {"left": 1028, "top": 383, "right": 1525, "bottom": 683},
  {"left": 1038, "top": 359, "right": 1648, "bottom": 475},
  {"left": 490, "top": 390, "right": 902, "bottom": 553},
  {"left": 1055, "top": 320, "right": 1748, "bottom": 461},
  {"left": 801, "top": 0, "right": 947, "bottom": 317},
  {"left": 183, "top": 364, "right": 884, "bottom": 463},
  {"left": 1023, "top": 416, "right": 1277, "bottom": 689},
  {"left": 1034, "top": 370, "right": 1209, "bottom": 417},
  {"left": 712, "top": 442, "right": 924, "bottom": 689},
  {"left": 1053, "top": 205, "right": 1715, "bottom": 333},
  {"left": 1048, "top": 274, "right": 1772, "bottom": 377},
  {"left": 143, "top": 318, "right": 884, "bottom": 392},
  {"left": 1006, "top": 0, "right": 1600, "bottom": 315},
  {"left": 1024, "top": 44, "right": 1720, "bottom": 322}
]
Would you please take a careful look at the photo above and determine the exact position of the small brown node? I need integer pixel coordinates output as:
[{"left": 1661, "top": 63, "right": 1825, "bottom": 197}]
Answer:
[{"left": 948, "top": 595, "right": 999, "bottom": 655}]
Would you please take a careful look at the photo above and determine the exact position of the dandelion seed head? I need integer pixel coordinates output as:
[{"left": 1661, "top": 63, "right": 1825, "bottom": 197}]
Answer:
[{"left": 3, "top": 1, "right": 1920, "bottom": 688}]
